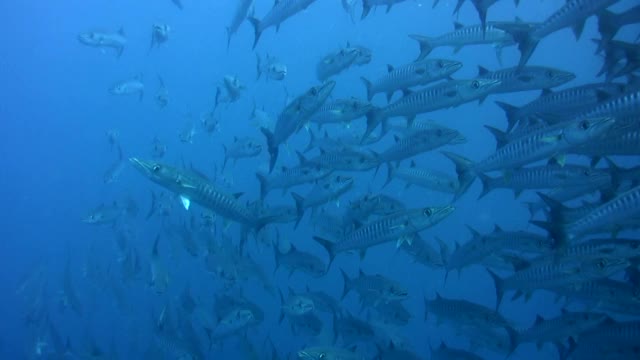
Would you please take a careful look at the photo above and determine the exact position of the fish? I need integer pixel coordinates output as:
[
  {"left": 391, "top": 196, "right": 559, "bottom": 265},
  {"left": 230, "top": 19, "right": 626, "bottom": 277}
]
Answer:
[
  {"left": 375, "top": 127, "right": 467, "bottom": 165},
  {"left": 155, "top": 75, "right": 169, "bottom": 108},
  {"left": 149, "top": 23, "right": 170, "bottom": 51},
  {"left": 431, "top": 342, "right": 485, "bottom": 360},
  {"left": 341, "top": 269, "right": 408, "bottom": 306},
  {"left": 109, "top": 75, "right": 144, "bottom": 101},
  {"left": 596, "top": 5, "right": 640, "bottom": 52},
  {"left": 314, "top": 205, "right": 454, "bottom": 264},
  {"left": 274, "top": 245, "right": 326, "bottom": 278},
  {"left": 409, "top": 21, "right": 516, "bottom": 63},
  {"left": 476, "top": 65, "right": 575, "bottom": 94},
  {"left": 361, "top": 59, "right": 463, "bottom": 102},
  {"left": 103, "top": 145, "right": 125, "bottom": 184},
  {"left": 298, "top": 346, "right": 361, "bottom": 360},
  {"left": 256, "top": 164, "right": 333, "bottom": 200},
  {"left": 217, "top": 75, "right": 245, "bottom": 106},
  {"left": 291, "top": 174, "right": 354, "bottom": 226},
  {"left": 248, "top": 0, "right": 319, "bottom": 49},
  {"left": 297, "top": 148, "right": 379, "bottom": 172},
  {"left": 345, "top": 193, "right": 406, "bottom": 224},
  {"left": 222, "top": 136, "right": 262, "bottom": 169},
  {"left": 341, "top": 0, "right": 358, "bottom": 23},
  {"left": 316, "top": 47, "right": 360, "bottom": 81},
  {"left": 256, "top": 53, "right": 287, "bottom": 81},
  {"left": 361, "top": 0, "right": 409, "bottom": 19},
  {"left": 170, "top": 0, "right": 183, "bottom": 10},
  {"left": 261, "top": 81, "right": 335, "bottom": 172},
  {"left": 77, "top": 28, "right": 126, "bottom": 57},
  {"left": 149, "top": 235, "right": 170, "bottom": 294},
  {"left": 385, "top": 160, "right": 460, "bottom": 195},
  {"left": 129, "top": 158, "right": 273, "bottom": 233},
  {"left": 279, "top": 290, "right": 315, "bottom": 321},
  {"left": 496, "top": 0, "right": 619, "bottom": 68},
  {"left": 227, "top": 0, "right": 254, "bottom": 49},
  {"left": 363, "top": 78, "right": 501, "bottom": 140},
  {"left": 308, "top": 98, "right": 373, "bottom": 128}
]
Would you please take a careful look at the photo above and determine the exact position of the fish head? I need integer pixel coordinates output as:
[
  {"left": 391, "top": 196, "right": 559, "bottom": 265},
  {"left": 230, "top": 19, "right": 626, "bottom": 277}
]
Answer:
[
  {"left": 129, "top": 158, "right": 191, "bottom": 190},
  {"left": 269, "top": 64, "right": 288, "bottom": 80},
  {"left": 562, "top": 117, "right": 615, "bottom": 146},
  {"left": 353, "top": 46, "right": 372, "bottom": 65},
  {"left": 77, "top": 31, "right": 102, "bottom": 45},
  {"left": 109, "top": 83, "right": 126, "bottom": 95},
  {"left": 309, "top": 80, "right": 336, "bottom": 101},
  {"left": 385, "top": 282, "right": 409, "bottom": 301},
  {"left": 427, "top": 58, "right": 463, "bottom": 76},
  {"left": 243, "top": 138, "right": 262, "bottom": 154},
  {"left": 297, "top": 347, "right": 332, "bottom": 360},
  {"left": 462, "top": 78, "right": 502, "bottom": 98},
  {"left": 586, "top": 256, "right": 630, "bottom": 277},
  {"left": 413, "top": 204, "right": 455, "bottom": 228},
  {"left": 541, "top": 68, "right": 576, "bottom": 86},
  {"left": 292, "top": 296, "right": 315, "bottom": 314},
  {"left": 330, "top": 175, "right": 354, "bottom": 190}
]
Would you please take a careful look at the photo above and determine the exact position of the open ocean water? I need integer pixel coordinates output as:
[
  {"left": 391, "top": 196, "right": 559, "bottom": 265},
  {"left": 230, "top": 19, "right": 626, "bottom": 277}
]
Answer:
[{"left": 1, "top": 0, "right": 639, "bottom": 359}]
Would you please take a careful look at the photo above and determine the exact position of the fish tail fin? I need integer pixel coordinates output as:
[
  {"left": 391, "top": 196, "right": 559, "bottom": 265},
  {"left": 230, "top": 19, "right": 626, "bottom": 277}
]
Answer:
[
  {"left": 225, "top": 27, "right": 232, "bottom": 50},
  {"left": 291, "top": 192, "right": 305, "bottom": 229},
  {"left": 486, "top": 268, "right": 505, "bottom": 310},
  {"left": 255, "top": 53, "right": 262, "bottom": 80},
  {"left": 117, "top": 45, "right": 124, "bottom": 58},
  {"left": 383, "top": 162, "right": 396, "bottom": 188},
  {"left": 441, "top": 151, "right": 476, "bottom": 201},
  {"left": 477, "top": 172, "right": 494, "bottom": 199},
  {"left": 313, "top": 236, "right": 336, "bottom": 269},
  {"left": 360, "top": 76, "right": 374, "bottom": 101},
  {"left": 362, "top": 108, "right": 383, "bottom": 144},
  {"left": 248, "top": 17, "right": 262, "bottom": 50},
  {"left": 496, "top": 24, "right": 538, "bottom": 69},
  {"left": 494, "top": 101, "right": 520, "bottom": 132},
  {"left": 222, "top": 144, "right": 228, "bottom": 170},
  {"left": 339, "top": 268, "right": 352, "bottom": 300},
  {"left": 361, "top": 0, "right": 372, "bottom": 19},
  {"left": 505, "top": 325, "right": 520, "bottom": 356},
  {"left": 530, "top": 218, "right": 566, "bottom": 250},
  {"left": 260, "top": 127, "right": 277, "bottom": 173},
  {"left": 304, "top": 130, "right": 316, "bottom": 153},
  {"left": 408, "top": 34, "right": 434, "bottom": 61},
  {"left": 484, "top": 125, "right": 509, "bottom": 149},
  {"left": 256, "top": 173, "right": 268, "bottom": 201}
]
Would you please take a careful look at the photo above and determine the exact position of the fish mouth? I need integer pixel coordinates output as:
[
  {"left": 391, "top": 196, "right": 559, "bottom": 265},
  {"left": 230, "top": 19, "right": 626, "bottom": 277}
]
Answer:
[
  {"left": 557, "top": 72, "right": 576, "bottom": 82},
  {"left": 446, "top": 61, "right": 464, "bottom": 72},
  {"left": 129, "top": 157, "right": 155, "bottom": 175},
  {"left": 435, "top": 204, "right": 456, "bottom": 217}
]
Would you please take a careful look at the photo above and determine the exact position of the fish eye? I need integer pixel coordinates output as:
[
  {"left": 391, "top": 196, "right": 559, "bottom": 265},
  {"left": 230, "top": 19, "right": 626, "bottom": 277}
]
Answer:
[
  {"left": 471, "top": 80, "right": 480, "bottom": 89},
  {"left": 583, "top": 169, "right": 591, "bottom": 176},
  {"left": 579, "top": 120, "right": 590, "bottom": 130},
  {"left": 596, "top": 259, "right": 607, "bottom": 269},
  {"left": 546, "top": 70, "right": 554, "bottom": 78},
  {"left": 319, "top": 353, "right": 325, "bottom": 359},
  {"left": 152, "top": 165, "right": 161, "bottom": 172},
  {"left": 436, "top": 129, "right": 443, "bottom": 136},
  {"left": 311, "top": 88, "right": 318, "bottom": 96},
  {"left": 423, "top": 208, "right": 432, "bottom": 216},
  {"left": 438, "top": 61, "right": 444, "bottom": 68}
]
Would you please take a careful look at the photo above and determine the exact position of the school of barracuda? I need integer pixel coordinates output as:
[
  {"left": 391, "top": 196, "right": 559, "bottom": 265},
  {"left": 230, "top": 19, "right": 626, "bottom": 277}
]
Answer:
[{"left": 18, "top": 0, "right": 640, "bottom": 359}]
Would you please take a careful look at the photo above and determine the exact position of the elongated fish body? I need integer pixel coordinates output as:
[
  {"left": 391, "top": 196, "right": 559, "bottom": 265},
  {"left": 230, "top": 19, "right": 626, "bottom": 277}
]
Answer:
[
  {"left": 222, "top": 136, "right": 262, "bottom": 169},
  {"left": 315, "top": 205, "right": 454, "bottom": 262},
  {"left": 516, "top": 312, "right": 607, "bottom": 350},
  {"left": 362, "top": 0, "right": 408, "bottom": 19},
  {"left": 361, "top": 59, "right": 463, "bottom": 101},
  {"left": 410, "top": 22, "right": 515, "bottom": 61},
  {"left": 386, "top": 161, "right": 459, "bottom": 194},
  {"left": 495, "top": 82, "right": 625, "bottom": 129},
  {"left": 109, "top": 77, "right": 144, "bottom": 101},
  {"left": 299, "top": 148, "right": 379, "bottom": 172},
  {"left": 248, "top": 0, "right": 318, "bottom": 49},
  {"left": 558, "top": 184, "right": 640, "bottom": 241},
  {"left": 364, "top": 78, "right": 500, "bottom": 139},
  {"left": 500, "top": 0, "right": 618, "bottom": 67},
  {"left": 308, "top": 98, "right": 373, "bottom": 127},
  {"left": 400, "top": 233, "right": 444, "bottom": 268},
  {"left": 226, "top": 0, "right": 253, "bottom": 48},
  {"left": 549, "top": 279, "right": 640, "bottom": 315},
  {"left": 378, "top": 128, "right": 466, "bottom": 164},
  {"left": 78, "top": 28, "right": 126, "bottom": 57},
  {"left": 129, "top": 158, "right": 268, "bottom": 231},
  {"left": 424, "top": 293, "right": 514, "bottom": 332},
  {"left": 577, "top": 87, "right": 640, "bottom": 121},
  {"left": 291, "top": 175, "right": 354, "bottom": 225},
  {"left": 569, "top": 320, "right": 640, "bottom": 359},
  {"left": 477, "top": 165, "right": 611, "bottom": 198},
  {"left": 345, "top": 193, "right": 406, "bottom": 224},
  {"left": 256, "top": 165, "right": 332, "bottom": 200},
  {"left": 431, "top": 343, "right": 485, "bottom": 360},
  {"left": 447, "top": 117, "right": 614, "bottom": 176},
  {"left": 489, "top": 254, "right": 629, "bottom": 308},
  {"left": 261, "top": 81, "right": 335, "bottom": 172},
  {"left": 574, "top": 120, "right": 640, "bottom": 156},
  {"left": 525, "top": 181, "right": 608, "bottom": 217},
  {"left": 316, "top": 48, "right": 360, "bottom": 81},
  {"left": 477, "top": 66, "right": 575, "bottom": 94}
]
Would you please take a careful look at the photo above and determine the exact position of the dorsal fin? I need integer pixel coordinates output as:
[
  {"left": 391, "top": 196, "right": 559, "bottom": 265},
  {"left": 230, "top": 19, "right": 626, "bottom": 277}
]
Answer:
[
  {"left": 454, "top": 22, "right": 464, "bottom": 30},
  {"left": 493, "top": 224, "right": 503, "bottom": 232},
  {"left": 386, "top": 64, "right": 395, "bottom": 73},
  {"left": 410, "top": 160, "right": 416, "bottom": 168},
  {"left": 477, "top": 65, "right": 490, "bottom": 76},
  {"left": 233, "top": 192, "right": 244, "bottom": 199},
  {"left": 541, "top": 88, "right": 553, "bottom": 96}
]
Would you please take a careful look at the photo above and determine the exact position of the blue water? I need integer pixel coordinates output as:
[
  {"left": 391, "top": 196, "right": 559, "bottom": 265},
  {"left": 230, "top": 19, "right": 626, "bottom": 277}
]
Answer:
[{"left": 1, "top": 0, "right": 638, "bottom": 359}]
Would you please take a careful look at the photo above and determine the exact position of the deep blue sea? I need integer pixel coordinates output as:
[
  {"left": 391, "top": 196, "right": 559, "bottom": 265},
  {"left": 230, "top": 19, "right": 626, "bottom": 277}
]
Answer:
[{"left": 1, "top": 0, "right": 638, "bottom": 359}]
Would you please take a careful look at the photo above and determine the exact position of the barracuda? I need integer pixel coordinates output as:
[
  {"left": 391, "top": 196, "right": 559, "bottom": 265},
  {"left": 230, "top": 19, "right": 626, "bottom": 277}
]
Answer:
[
  {"left": 261, "top": 81, "right": 335, "bottom": 172},
  {"left": 361, "top": 58, "right": 462, "bottom": 101},
  {"left": 314, "top": 205, "right": 454, "bottom": 265},
  {"left": 376, "top": 127, "right": 466, "bottom": 165},
  {"left": 363, "top": 78, "right": 500, "bottom": 140},
  {"left": 129, "top": 158, "right": 270, "bottom": 232},
  {"left": 248, "top": 0, "right": 319, "bottom": 49},
  {"left": 476, "top": 65, "right": 575, "bottom": 94}
]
